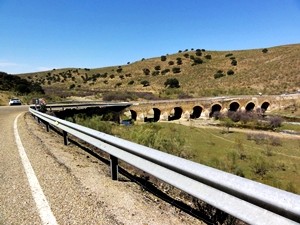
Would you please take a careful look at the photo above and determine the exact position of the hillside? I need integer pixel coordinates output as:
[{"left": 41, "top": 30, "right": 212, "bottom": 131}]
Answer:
[{"left": 18, "top": 44, "right": 300, "bottom": 100}]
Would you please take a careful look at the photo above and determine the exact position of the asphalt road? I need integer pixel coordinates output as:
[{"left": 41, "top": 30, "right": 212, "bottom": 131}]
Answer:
[{"left": 0, "top": 106, "right": 110, "bottom": 224}]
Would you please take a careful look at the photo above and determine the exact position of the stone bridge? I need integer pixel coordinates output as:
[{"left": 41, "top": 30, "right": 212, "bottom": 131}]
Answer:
[{"left": 124, "top": 94, "right": 300, "bottom": 122}]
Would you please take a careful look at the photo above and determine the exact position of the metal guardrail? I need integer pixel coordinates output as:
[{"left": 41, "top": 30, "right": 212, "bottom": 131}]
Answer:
[
  {"left": 29, "top": 108, "right": 300, "bottom": 225},
  {"left": 32, "top": 102, "right": 132, "bottom": 111}
]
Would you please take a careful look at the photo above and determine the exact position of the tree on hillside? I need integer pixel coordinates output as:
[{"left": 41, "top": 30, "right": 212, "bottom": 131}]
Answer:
[{"left": 164, "top": 78, "right": 180, "bottom": 88}]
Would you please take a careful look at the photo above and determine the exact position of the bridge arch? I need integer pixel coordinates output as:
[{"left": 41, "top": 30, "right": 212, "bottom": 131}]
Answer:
[
  {"left": 168, "top": 107, "right": 183, "bottom": 121},
  {"left": 144, "top": 108, "right": 161, "bottom": 122},
  {"left": 261, "top": 102, "right": 270, "bottom": 113},
  {"left": 209, "top": 103, "right": 222, "bottom": 118},
  {"left": 130, "top": 110, "right": 137, "bottom": 121},
  {"left": 229, "top": 101, "right": 240, "bottom": 112},
  {"left": 245, "top": 102, "right": 255, "bottom": 112},
  {"left": 190, "top": 105, "right": 203, "bottom": 119}
]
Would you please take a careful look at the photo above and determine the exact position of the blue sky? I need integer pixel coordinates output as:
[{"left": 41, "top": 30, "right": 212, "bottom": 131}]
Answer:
[{"left": 1, "top": 0, "right": 300, "bottom": 74}]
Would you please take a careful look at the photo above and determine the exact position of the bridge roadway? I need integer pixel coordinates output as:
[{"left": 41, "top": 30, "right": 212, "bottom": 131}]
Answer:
[{"left": 0, "top": 106, "right": 203, "bottom": 225}]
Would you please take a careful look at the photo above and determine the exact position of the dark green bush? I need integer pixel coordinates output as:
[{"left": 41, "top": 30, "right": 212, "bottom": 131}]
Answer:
[
  {"left": 227, "top": 70, "right": 235, "bottom": 75},
  {"left": 172, "top": 67, "right": 181, "bottom": 73},
  {"left": 154, "top": 65, "right": 161, "bottom": 70},
  {"left": 205, "top": 55, "right": 212, "bottom": 60},
  {"left": 128, "top": 80, "right": 134, "bottom": 85},
  {"left": 161, "top": 69, "right": 170, "bottom": 75},
  {"left": 192, "top": 58, "right": 203, "bottom": 65},
  {"left": 143, "top": 68, "right": 150, "bottom": 75},
  {"left": 195, "top": 49, "right": 202, "bottom": 56},
  {"left": 231, "top": 59, "right": 237, "bottom": 66},
  {"left": 214, "top": 72, "right": 225, "bottom": 79},
  {"left": 141, "top": 80, "right": 150, "bottom": 87},
  {"left": 164, "top": 78, "right": 180, "bottom": 88},
  {"left": 152, "top": 71, "right": 160, "bottom": 76},
  {"left": 161, "top": 55, "right": 167, "bottom": 61}
]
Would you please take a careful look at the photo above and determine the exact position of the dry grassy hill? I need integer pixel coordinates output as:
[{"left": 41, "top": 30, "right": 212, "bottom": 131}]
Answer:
[{"left": 19, "top": 44, "right": 300, "bottom": 100}]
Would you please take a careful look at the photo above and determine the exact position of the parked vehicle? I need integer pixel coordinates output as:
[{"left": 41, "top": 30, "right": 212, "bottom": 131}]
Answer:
[{"left": 9, "top": 98, "right": 22, "bottom": 106}]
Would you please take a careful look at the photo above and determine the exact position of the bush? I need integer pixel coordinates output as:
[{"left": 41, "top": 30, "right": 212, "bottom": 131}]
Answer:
[
  {"left": 176, "top": 58, "right": 182, "bottom": 65},
  {"left": 142, "top": 68, "right": 150, "bottom": 75},
  {"left": 115, "top": 82, "right": 122, "bottom": 87},
  {"left": 69, "top": 84, "right": 76, "bottom": 89},
  {"left": 152, "top": 71, "right": 160, "bottom": 76},
  {"left": 116, "top": 67, "right": 123, "bottom": 73},
  {"left": 164, "top": 78, "right": 180, "bottom": 88},
  {"left": 161, "top": 55, "right": 167, "bottom": 61},
  {"left": 252, "top": 158, "right": 269, "bottom": 177},
  {"left": 225, "top": 53, "right": 233, "bottom": 57},
  {"left": 268, "top": 116, "right": 283, "bottom": 129},
  {"left": 231, "top": 59, "right": 237, "bottom": 66},
  {"left": 168, "top": 61, "right": 174, "bottom": 65},
  {"left": 161, "top": 69, "right": 170, "bottom": 75},
  {"left": 172, "top": 67, "right": 181, "bottom": 74},
  {"left": 205, "top": 55, "right": 212, "bottom": 60},
  {"left": 214, "top": 72, "right": 225, "bottom": 79},
  {"left": 183, "top": 53, "right": 189, "bottom": 58},
  {"left": 262, "top": 48, "right": 268, "bottom": 53},
  {"left": 141, "top": 80, "right": 150, "bottom": 87},
  {"left": 154, "top": 65, "right": 161, "bottom": 70},
  {"left": 192, "top": 58, "right": 203, "bottom": 65},
  {"left": 128, "top": 80, "right": 134, "bottom": 85},
  {"left": 195, "top": 50, "right": 202, "bottom": 56},
  {"left": 227, "top": 70, "right": 235, "bottom": 75}
]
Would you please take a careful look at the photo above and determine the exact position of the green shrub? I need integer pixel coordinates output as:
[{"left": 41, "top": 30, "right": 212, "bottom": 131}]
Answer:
[
  {"left": 161, "top": 69, "right": 170, "bottom": 75},
  {"left": 128, "top": 80, "right": 134, "bottom": 85},
  {"left": 161, "top": 55, "right": 167, "bottom": 61},
  {"left": 116, "top": 67, "right": 123, "bottom": 73},
  {"left": 193, "top": 58, "right": 203, "bottom": 65},
  {"left": 152, "top": 71, "right": 160, "bottom": 76},
  {"left": 164, "top": 78, "right": 180, "bottom": 88},
  {"left": 231, "top": 59, "right": 237, "bottom": 66},
  {"left": 225, "top": 53, "right": 233, "bottom": 57},
  {"left": 227, "top": 70, "right": 235, "bottom": 75},
  {"left": 172, "top": 67, "right": 181, "bottom": 74},
  {"left": 183, "top": 53, "right": 189, "bottom": 58},
  {"left": 143, "top": 68, "right": 150, "bottom": 75},
  {"left": 141, "top": 80, "right": 150, "bottom": 87},
  {"left": 205, "top": 55, "right": 212, "bottom": 59},
  {"left": 214, "top": 72, "right": 225, "bottom": 79},
  {"left": 154, "top": 65, "right": 161, "bottom": 70}
]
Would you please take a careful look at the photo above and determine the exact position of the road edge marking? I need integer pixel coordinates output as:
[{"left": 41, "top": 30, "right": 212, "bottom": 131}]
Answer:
[{"left": 14, "top": 113, "right": 58, "bottom": 225}]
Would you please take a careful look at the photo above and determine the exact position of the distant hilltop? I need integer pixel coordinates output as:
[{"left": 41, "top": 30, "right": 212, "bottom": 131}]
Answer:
[{"left": 18, "top": 44, "right": 300, "bottom": 100}]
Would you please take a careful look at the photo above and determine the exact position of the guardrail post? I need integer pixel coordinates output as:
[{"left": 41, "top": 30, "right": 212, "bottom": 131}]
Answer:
[
  {"left": 110, "top": 155, "right": 118, "bottom": 180},
  {"left": 63, "top": 131, "right": 68, "bottom": 145},
  {"left": 45, "top": 122, "right": 50, "bottom": 132}
]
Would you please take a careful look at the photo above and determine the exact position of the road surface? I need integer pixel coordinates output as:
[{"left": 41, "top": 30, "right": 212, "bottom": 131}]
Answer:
[{"left": 0, "top": 106, "right": 203, "bottom": 225}]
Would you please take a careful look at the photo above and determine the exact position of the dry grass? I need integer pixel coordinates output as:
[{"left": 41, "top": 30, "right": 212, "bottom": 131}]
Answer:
[{"left": 18, "top": 44, "right": 300, "bottom": 98}]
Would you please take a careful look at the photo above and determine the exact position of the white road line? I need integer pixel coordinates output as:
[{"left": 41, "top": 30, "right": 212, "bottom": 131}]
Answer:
[{"left": 14, "top": 114, "right": 58, "bottom": 225}]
